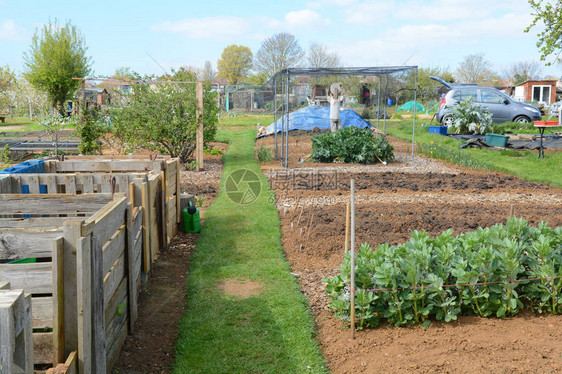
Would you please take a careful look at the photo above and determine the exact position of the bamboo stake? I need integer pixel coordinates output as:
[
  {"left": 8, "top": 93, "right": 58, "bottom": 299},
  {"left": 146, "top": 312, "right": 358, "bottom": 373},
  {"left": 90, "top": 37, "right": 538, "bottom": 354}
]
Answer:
[
  {"left": 509, "top": 204, "right": 514, "bottom": 218},
  {"left": 344, "top": 201, "right": 350, "bottom": 254},
  {"left": 350, "top": 179, "right": 356, "bottom": 339},
  {"left": 304, "top": 212, "right": 314, "bottom": 249}
]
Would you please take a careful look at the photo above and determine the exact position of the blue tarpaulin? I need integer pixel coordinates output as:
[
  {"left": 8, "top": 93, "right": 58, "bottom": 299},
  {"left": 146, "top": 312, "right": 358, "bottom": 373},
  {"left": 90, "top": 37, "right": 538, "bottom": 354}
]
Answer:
[{"left": 262, "top": 105, "right": 371, "bottom": 136}]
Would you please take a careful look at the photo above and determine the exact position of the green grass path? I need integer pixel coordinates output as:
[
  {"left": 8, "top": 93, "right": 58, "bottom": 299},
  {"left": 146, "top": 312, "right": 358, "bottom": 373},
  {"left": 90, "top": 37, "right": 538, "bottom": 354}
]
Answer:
[{"left": 173, "top": 127, "right": 327, "bottom": 373}]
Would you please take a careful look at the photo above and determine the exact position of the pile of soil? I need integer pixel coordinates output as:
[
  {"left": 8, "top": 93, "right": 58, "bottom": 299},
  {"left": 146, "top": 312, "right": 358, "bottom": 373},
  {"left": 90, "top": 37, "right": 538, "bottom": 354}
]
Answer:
[{"left": 265, "top": 133, "right": 562, "bottom": 373}]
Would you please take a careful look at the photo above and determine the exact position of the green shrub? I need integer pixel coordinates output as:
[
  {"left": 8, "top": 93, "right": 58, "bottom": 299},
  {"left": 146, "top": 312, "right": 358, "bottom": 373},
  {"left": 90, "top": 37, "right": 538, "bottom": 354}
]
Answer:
[
  {"left": 256, "top": 145, "right": 273, "bottom": 162},
  {"left": 77, "top": 106, "right": 108, "bottom": 154},
  {"left": 324, "top": 217, "right": 562, "bottom": 329},
  {"left": 446, "top": 97, "right": 492, "bottom": 134},
  {"left": 311, "top": 127, "right": 394, "bottom": 164}
]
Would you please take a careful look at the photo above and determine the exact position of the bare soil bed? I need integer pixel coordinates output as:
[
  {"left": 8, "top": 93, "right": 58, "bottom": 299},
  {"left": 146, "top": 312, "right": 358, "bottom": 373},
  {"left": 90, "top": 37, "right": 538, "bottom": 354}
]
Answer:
[
  {"left": 112, "top": 144, "right": 225, "bottom": 373},
  {"left": 260, "top": 132, "right": 562, "bottom": 373}
]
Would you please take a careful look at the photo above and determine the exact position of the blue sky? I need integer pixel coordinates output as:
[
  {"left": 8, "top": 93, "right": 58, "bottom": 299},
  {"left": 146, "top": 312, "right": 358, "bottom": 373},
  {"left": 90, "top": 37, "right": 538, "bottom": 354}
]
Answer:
[{"left": 1, "top": 0, "right": 560, "bottom": 78}]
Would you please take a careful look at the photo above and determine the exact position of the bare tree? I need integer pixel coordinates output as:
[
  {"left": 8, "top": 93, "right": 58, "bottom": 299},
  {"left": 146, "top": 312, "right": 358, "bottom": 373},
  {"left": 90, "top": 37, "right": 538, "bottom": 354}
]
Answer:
[
  {"left": 456, "top": 54, "right": 499, "bottom": 85},
  {"left": 202, "top": 60, "right": 216, "bottom": 82},
  {"left": 254, "top": 32, "right": 304, "bottom": 78},
  {"left": 502, "top": 60, "right": 543, "bottom": 85},
  {"left": 307, "top": 43, "right": 342, "bottom": 68}
]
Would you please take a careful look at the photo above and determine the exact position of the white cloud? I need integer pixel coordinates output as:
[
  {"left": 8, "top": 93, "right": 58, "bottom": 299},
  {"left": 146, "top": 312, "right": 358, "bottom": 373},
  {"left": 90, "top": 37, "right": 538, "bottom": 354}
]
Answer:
[
  {"left": 285, "top": 9, "right": 331, "bottom": 28},
  {"left": 151, "top": 16, "right": 249, "bottom": 39},
  {"left": 0, "top": 19, "right": 28, "bottom": 40}
]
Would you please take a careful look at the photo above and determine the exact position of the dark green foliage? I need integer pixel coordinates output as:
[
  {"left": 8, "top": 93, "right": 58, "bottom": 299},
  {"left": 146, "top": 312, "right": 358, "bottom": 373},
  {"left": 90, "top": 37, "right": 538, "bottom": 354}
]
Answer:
[
  {"left": 77, "top": 106, "right": 108, "bottom": 154},
  {"left": 110, "top": 68, "right": 218, "bottom": 162},
  {"left": 325, "top": 217, "right": 562, "bottom": 328},
  {"left": 311, "top": 127, "right": 394, "bottom": 164}
]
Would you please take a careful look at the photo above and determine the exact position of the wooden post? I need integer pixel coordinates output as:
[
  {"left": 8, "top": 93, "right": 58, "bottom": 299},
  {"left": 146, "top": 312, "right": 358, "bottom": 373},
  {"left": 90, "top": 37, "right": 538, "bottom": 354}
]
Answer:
[
  {"left": 52, "top": 237, "right": 65, "bottom": 364},
  {"left": 126, "top": 203, "right": 138, "bottom": 331},
  {"left": 91, "top": 235, "right": 106, "bottom": 373},
  {"left": 62, "top": 220, "right": 83, "bottom": 358},
  {"left": 350, "top": 179, "right": 356, "bottom": 340},
  {"left": 196, "top": 81, "right": 204, "bottom": 171},
  {"left": 76, "top": 235, "right": 92, "bottom": 374},
  {"left": 0, "top": 288, "right": 33, "bottom": 374},
  {"left": 344, "top": 201, "right": 350, "bottom": 254}
]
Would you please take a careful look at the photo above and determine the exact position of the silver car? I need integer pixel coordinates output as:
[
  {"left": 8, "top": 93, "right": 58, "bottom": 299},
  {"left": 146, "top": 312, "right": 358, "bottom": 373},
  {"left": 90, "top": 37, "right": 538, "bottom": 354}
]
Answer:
[{"left": 431, "top": 77, "right": 542, "bottom": 125}]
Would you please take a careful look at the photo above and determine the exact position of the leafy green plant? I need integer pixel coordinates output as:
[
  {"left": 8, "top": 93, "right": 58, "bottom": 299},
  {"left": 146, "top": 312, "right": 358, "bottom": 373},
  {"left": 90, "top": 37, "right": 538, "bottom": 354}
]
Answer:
[
  {"left": 325, "top": 217, "right": 562, "bottom": 329},
  {"left": 446, "top": 97, "right": 492, "bottom": 134},
  {"left": 311, "top": 127, "right": 394, "bottom": 164},
  {"left": 204, "top": 147, "right": 222, "bottom": 156},
  {"left": 195, "top": 195, "right": 205, "bottom": 207},
  {"left": 256, "top": 146, "right": 273, "bottom": 162},
  {"left": 77, "top": 106, "right": 108, "bottom": 154}
]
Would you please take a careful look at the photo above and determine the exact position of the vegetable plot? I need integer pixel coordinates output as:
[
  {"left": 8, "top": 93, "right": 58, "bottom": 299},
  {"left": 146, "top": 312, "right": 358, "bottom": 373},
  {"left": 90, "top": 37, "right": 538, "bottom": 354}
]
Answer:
[{"left": 325, "top": 217, "right": 562, "bottom": 328}]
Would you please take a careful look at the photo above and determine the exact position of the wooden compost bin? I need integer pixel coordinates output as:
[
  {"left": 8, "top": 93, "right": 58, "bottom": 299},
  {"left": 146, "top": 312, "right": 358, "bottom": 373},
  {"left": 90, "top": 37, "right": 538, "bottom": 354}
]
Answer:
[
  {"left": 1, "top": 172, "right": 161, "bottom": 275},
  {"left": 0, "top": 193, "right": 142, "bottom": 373},
  {"left": 44, "top": 157, "right": 180, "bottom": 249}
]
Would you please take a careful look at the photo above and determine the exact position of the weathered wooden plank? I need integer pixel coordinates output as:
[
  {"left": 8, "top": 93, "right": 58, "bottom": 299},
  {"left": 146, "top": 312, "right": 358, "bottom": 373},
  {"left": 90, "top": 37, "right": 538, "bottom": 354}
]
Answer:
[
  {"left": 31, "top": 296, "right": 53, "bottom": 329},
  {"left": 45, "top": 174, "right": 58, "bottom": 194},
  {"left": 52, "top": 237, "right": 65, "bottom": 365},
  {"left": 0, "top": 218, "right": 67, "bottom": 229},
  {"left": 103, "top": 252, "right": 125, "bottom": 307},
  {"left": 126, "top": 203, "right": 137, "bottom": 331},
  {"left": 0, "top": 175, "right": 14, "bottom": 193},
  {"left": 104, "top": 296, "right": 127, "bottom": 352},
  {"left": 0, "top": 263, "right": 52, "bottom": 294},
  {"left": 0, "top": 289, "right": 34, "bottom": 373},
  {"left": 0, "top": 229, "right": 62, "bottom": 260},
  {"left": 159, "top": 171, "right": 168, "bottom": 249},
  {"left": 52, "top": 160, "right": 158, "bottom": 173},
  {"left": 64, "top": 175, "right": 76, "bottom": 194},
  {"left": 141, "top": 181, "right": 151, "bottom": 275},
  {"left": 86, "top": 196, "right": 127, "bottom": 246},
  {"left": 132, "top": 208, "right": 143, "bottom": 237},
  {"left": 62, "top": 220, "right": 82, "bottom": 359},
  {"left": 81, "top": 174, "right": 94, "bottom": 193},
  {"left": 0, "top": 194, "right": 111, "bottom": 215},
  {"left": 105, "top": 317, "right": 127, "bottom": 374},
  {"left": 28, "top": 174, "right": 40, "bottom": 194},
  {"left": 102, "top": 226, "right": 125, "bottom": 277},
  {"left": 104, "top": 277, "right": 126, "bottom": 331},
  {"left": 76, "top": 235, "right": 92, "bottom": 374},
  {"left": 92, "top": 235, "right": 106, "bottom": 373},
  {"left": 0, "top": 281, "right": 9, "bottom": 289},
  {"left": 46, "top": 351, "right": 77, "bottom": 374},
  {"left": 34, "top": 331, "right": 54, "bottom": 365}
]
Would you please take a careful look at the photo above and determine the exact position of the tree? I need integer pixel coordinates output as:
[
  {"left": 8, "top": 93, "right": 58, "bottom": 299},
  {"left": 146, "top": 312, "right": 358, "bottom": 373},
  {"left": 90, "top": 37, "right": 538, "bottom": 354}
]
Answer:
[
  {"left": 402, "top": 66, "right": 456, "bottom": 103},
  {"left": 502, "top": 60, "right": 543, "bottom": 85},
  {"left": 217, "top": 45, "right": 252, "bottom": 84},
  {"left": 23, "top": 19, "right": 92, "bottom": 114},
  {"left": 202, "top": 61, "right": 216, "bottom": 82},
  {"left": 110, "top": 68, "right": 219, "bottom": 162},
  {"left": 0, "top": 65, "right": 16, "bottom": 114},
  {"left": 254, "top": 32, "right": 304, "bottom": 78},
  {"left": 456, "top": 54, "right": 499, "bottom": 85},
  {"left": 526, "top": 0, "right": 562, "bottom": 65},
  {"left": 246, "top": 72, "right": 268, "bottom": 86},
  {"left": 113, "top": 67, "right": 136, "bottom": 80},
  {"left": 13, "top": 78, "right": 49, "bottom": 120},
  {"left": 307, "top": 43, "right": 342, "bottom": 68}
]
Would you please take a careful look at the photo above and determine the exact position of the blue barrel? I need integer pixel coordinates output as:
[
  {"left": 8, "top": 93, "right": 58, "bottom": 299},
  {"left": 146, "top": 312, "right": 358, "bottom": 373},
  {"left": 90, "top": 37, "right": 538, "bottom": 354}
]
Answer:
[{"left": 387, "top": 98, "right": 393, "bottom": 106}]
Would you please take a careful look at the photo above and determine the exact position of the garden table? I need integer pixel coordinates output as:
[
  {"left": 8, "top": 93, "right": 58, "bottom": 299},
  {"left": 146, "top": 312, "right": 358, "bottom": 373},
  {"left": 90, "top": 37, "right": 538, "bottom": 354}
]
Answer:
[{"left": 533, "top": 121, "right": 562, "bottom": 158}]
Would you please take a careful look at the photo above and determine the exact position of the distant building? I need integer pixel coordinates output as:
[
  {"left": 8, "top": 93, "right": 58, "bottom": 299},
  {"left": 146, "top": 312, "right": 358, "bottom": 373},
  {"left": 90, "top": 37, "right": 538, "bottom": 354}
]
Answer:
[{"left": 513, "top": 80, "right": 557, "bottom": 105}]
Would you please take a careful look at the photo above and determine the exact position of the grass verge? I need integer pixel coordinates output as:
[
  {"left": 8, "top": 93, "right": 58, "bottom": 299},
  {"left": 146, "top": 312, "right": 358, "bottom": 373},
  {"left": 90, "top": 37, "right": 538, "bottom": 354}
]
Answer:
[
  {"left": 173, "top": 119, "right": 327, "bottom": 373},
  {"left": 387, "top": 121, "right": 562, "bottom": 188}
]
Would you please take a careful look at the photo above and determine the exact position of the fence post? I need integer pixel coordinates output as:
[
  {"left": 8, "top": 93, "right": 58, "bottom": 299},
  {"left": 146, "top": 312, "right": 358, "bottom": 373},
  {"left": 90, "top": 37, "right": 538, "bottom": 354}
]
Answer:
[{"left": 0, "top": 288, "right": 33, "bottom": 374}]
